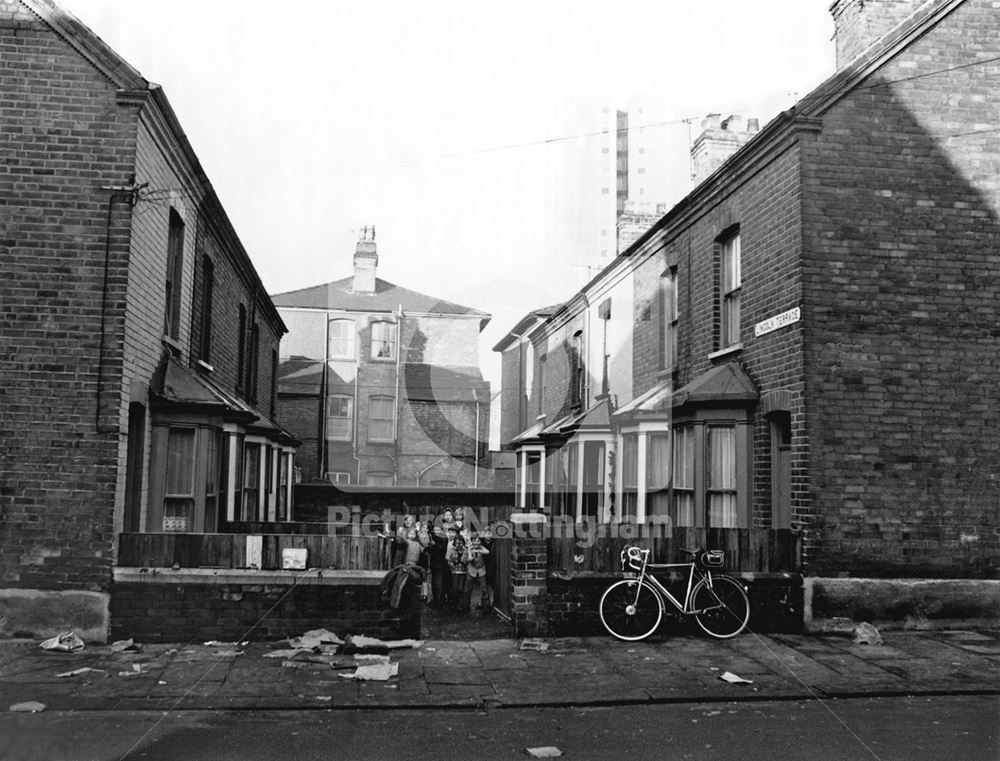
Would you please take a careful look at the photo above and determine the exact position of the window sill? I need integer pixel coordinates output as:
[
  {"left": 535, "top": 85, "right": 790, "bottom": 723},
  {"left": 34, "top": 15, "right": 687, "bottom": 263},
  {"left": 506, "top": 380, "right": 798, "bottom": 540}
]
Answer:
[
  {"left": 655, "top": 367, "right": 677, "bottom": 382},
  {"left": 196, "top": 360, "right": 215, "bottom": 374},
  {"left": 161, "top": 334, "right": 183, "bottom": 357},
  {"left": 708, "top": 343, "right": 742, "bottom": 363}
]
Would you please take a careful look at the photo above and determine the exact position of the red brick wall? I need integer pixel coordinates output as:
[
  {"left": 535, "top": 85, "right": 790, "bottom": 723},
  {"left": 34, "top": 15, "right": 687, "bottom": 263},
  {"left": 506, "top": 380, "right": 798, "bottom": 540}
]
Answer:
[
  {"left": 800, "top": 0, "right": 1000, "bottom": 577},
  {"left": 0, "top": 2, "right": 136, "bottom": 590},
  {"left": 630, "top": 144, "right": 807, "bottom": 529}
]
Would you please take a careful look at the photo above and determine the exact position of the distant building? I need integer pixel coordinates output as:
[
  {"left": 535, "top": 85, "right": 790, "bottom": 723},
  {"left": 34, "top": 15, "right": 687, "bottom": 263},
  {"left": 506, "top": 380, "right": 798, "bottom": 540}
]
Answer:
[
  {"left": 0, "top": 0, "right": 296, "bottom": 638},
  {"left": 497, "top": 0, "right": 999, "bottom": 578},
  {"left": 273, "top": 232, "right": 492, "bottom": 488}
]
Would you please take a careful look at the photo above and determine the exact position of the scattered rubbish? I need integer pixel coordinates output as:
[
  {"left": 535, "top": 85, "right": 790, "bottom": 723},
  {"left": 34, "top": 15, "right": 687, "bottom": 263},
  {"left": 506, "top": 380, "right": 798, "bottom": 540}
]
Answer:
[
  {"left": 203, "top": 640, "right": 243, "bottom": 648},
  {"left": 214, "top": 650, "right": 244, "bottom": 657},
  {"left": 354, "top": 654, "right": 391, "bottom": 665},
  {"left": 110, "top": 638, "right": 143, "bottom": 653},
  {"left": 264, "top": 648, "right": 315, "bottom": 659},
  {"left": 9, "top": 701, "right": 46, "bottom": 713},
  {"left": 55, "top": 667, "right": 105, "bottom": 678},
  {"left": 39, "top": 632, "right": 85, "bottom": 653},
  {"left": 315, "top": 696, "right": 332, "bottom": 701},
  {"left": 118, "top": 664, "right": 148, "bottom": 677},
  {"left": 338, "top": 662, "right": 399, "bottom": 681},
  {"left": 718, "top": 671, "right": 753, "bottom": 684},
  {"left": 337, "top": 635, "right": 390, "bottom": 655},
  {"left": 164, "top": 648, "right": 178, "bottom": 656},
  {"left": 301, "top": 628, "right": 344, "bottom": 645},
  {"left": 525, "top": 747, "right": 563, "bottom": 758},
  {"left": 286, "top": 636, "right": 324, "bottom": 651},
  {"left": 519, "top": 639, "right": 550, "bottom": 652},
  {"left": 282, "top": 661, "right": 310, "bottom": 669},
  {"left": 382, "top": 639, "right": 423, "bottom": 650},
  {"left": 158, "top": 681, "right": 167, "bottom": 685},
  {"left": 853, "top": 622, "right": 884, "bottom": 646}
]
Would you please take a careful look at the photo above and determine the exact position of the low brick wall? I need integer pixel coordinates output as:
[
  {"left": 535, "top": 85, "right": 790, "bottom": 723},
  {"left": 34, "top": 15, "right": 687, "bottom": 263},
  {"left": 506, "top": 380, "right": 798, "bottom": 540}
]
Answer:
[
  {"left": 110, "top": 569, "right": 419, "bottom": 643},
  {"left": 547, "top": 572, "right": 803, "bottom": 636},
  {"left": 804, "top": 577, "right": 1000, "bottom": 632}
]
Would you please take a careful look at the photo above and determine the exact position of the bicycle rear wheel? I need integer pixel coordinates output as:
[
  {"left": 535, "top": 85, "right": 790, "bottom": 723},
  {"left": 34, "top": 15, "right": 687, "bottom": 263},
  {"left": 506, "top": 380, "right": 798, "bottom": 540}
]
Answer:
[
  {"left": 599, "top": 579, "right": 663, "bottom": 641},
  {"left": 692, "top": 575, "right": 750, "bottom": 638}
]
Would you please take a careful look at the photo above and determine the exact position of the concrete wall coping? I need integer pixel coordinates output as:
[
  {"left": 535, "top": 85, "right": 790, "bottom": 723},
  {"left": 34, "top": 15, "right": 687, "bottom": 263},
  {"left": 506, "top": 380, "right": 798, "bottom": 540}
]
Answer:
[{"left": 113, "top": 568, "right": 385, "bottom": 586}]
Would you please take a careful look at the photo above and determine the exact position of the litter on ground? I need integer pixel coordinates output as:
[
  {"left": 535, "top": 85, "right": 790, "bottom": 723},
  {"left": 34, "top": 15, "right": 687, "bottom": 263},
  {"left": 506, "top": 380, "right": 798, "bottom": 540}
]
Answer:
[
  {"left": 353, "top": 654, "right": 391, "bottom": 665},
  {"left": 55, "top": 667, "right": 105, "bottom": 678},
  {"left": 853, "top": 622, "right": 884, "bottom": 646},
  {"left": 110, "top": 638, "right": 142, "bottom": 653},
  {"left": 338, "top": 662, "right": 399, "bottom": 681},
  {"left": 301, "top": 628, "right": 344, "bottom": 645},
  {"left": 519, "top": 639, "right": 550, "bottom": 652},
  {"left": 525, "top": 747, "right": 563, "bottom": 758},
  {"left": 9, "top": 702, "right": 46, "bottom": 713},
  {"left": 718, "top": 671, "right": 753, "bottom": 684},
  {"left": 39, "top": 632, "right": 84, "bottom": 653}
]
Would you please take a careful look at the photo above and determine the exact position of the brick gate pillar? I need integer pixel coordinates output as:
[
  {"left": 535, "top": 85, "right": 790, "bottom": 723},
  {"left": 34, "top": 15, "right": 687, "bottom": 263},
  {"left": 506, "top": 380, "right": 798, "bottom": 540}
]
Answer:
[{"left": 510, "top": 511, "right": 548, "bottom": 637}]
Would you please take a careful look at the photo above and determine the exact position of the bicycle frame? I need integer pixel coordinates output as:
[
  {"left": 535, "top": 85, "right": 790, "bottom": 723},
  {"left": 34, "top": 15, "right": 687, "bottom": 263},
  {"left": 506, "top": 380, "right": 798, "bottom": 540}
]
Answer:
[{"left": 628, "top": 554, "right": 721, "bottom": 615}]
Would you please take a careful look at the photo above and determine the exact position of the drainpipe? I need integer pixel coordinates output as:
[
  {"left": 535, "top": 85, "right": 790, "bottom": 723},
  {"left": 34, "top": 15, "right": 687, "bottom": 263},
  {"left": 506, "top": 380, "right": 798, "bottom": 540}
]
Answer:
[
  {"left": 473, "top": 386, "right": 481, "bottom": 487},
  {"left": 353, "top": 362, "right": 361, "bottom": 485},
  {"left": 393, "top": 304, "right": 403, "bottom": 485},
  {"left": 319, "top": 317, "right": 330, "bottom": 479}
]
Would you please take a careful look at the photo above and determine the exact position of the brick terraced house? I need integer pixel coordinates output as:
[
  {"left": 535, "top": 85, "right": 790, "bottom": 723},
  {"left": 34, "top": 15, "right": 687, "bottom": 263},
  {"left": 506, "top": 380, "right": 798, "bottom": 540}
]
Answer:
[
  {"left": 498, "top": 0, "right": 998, "bottom": 581},
  {"left": 273, "top": 231, "right": 493, "bottom": 489},
  {"left": 0, "top": 0, "right": 297, "bottom": 639}
]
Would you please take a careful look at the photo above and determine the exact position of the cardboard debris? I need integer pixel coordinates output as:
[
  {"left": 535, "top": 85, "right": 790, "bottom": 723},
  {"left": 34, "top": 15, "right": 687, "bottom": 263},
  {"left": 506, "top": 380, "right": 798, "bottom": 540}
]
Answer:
[
  {"left": 718, "top": 671, "right": 753, "bottom": 684},
  {"left": 9, "top": 701, "right": 46, "bottom": 713},
  {"left": 110, "top": 638, "right": 142, "bottom": 653},
  {"left": 264, "top": 648, "right": 315, "bottom": 659},
  {"left": 301, "top": 628, "right": 344, "bottom": 645},
  {"left": 286, "top": 636, "right": 324, "bottom": 650},
  {"left": 39, "top": 632, "right": 85, "bottom": 653},
  {"left": 338, "top": 662, "right": 399, "bottom": 681},
  {"left": 203, "top": 640, "right": 241, "bottom": 648},
  {"left": 382, "top": 639, "right": 423, "bottom": 650},
  {"left": 525, "top": 747, "right": 563, "bottom": 758},
  {"left": 118, "top": 664, "right": 148, "bottom": 677},
  {"left": 55, "top": 667, "right": 105, "bottom": 678},
  {"left": 353, "top": 654, "right": 391, "bottom": 665},
  {"left": 853, "top": 622, "right": 884, "bottom": 646},
  {"left": 519, "top": 639, "right": 550, "bottom": 652}
]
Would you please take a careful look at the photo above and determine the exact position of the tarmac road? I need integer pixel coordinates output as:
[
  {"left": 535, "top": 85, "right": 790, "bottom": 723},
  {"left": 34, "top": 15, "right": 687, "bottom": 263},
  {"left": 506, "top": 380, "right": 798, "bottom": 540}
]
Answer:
[{"left": 0, "top": 694, "right": 997, "bottom": 761}]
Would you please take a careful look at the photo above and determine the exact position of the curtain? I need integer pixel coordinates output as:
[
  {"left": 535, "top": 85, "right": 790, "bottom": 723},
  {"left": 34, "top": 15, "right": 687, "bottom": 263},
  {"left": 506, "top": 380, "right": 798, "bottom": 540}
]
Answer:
[
  {"left": 708, "top": 426, "right": 737, "bottom": 527},
  {"left": 672, "top": 427, "right": 695, "bottom": 527},
  {"left": 646, "top": 432, "right": 670, "bottom": 517}
]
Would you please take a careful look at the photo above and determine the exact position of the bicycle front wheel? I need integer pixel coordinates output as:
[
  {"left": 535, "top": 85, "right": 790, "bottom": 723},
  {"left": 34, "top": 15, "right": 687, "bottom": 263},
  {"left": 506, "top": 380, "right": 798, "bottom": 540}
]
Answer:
[
  {"left": 599, "top": 579, "right": 663, "bottom": 641},
  {"left": 692, "top": 575, "right": 750, "bottom": 638}
]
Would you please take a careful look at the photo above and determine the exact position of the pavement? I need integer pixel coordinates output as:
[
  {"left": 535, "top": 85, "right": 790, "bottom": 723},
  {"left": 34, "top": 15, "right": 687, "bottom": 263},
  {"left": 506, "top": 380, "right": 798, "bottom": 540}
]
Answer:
[{"left": 2, "top": 624, "right": 999, "bottom": 713}]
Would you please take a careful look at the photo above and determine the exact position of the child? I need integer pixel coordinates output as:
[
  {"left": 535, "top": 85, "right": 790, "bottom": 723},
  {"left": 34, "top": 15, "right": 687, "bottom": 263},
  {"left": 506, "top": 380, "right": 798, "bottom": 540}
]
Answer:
[
  {"left": 446, "top": 524, "right": 468, "bottom": 611},
  {"left": 465, "top": 531, "right": 490, "bottom": 613}
]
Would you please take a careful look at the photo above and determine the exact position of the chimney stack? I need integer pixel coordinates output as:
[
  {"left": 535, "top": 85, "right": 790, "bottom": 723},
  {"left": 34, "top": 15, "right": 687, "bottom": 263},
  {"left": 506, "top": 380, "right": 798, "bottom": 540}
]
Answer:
[
  {"left": 690, "top": 114, "right": 760, "bottom": 184},
  {"left": 352, "top": 225, "right": 378, "bottom": 295},
  {"left": 829, "top": 0, "right": 924, "bottom": 69}
]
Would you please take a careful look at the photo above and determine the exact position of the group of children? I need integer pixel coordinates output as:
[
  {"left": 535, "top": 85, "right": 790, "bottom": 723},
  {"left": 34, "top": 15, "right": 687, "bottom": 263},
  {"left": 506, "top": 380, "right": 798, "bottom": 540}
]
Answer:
[{"left": 389, "top": 508, "right": 491, "bottom": 614}]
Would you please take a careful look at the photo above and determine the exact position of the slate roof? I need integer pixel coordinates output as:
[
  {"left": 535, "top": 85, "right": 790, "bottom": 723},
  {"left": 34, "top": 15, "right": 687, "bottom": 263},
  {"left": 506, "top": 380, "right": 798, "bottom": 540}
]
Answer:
[
  {"left": 271, "top": 277, "right": 490, "bottom": 324},
  {"left": 151, "top": 357, "right": 298, "bottom": 443},
  {"left": 614, "top": 362, "right": 758, "bottom": 419}
]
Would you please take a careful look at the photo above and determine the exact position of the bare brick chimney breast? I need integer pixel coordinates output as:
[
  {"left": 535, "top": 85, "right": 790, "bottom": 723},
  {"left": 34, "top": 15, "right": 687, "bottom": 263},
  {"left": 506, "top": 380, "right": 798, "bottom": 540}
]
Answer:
[
  {"left": 353, "top": 227, "right": 378, "bottom": 294},
  {"left": 829, "top": 0, "right": 925, "bottom": 68}
]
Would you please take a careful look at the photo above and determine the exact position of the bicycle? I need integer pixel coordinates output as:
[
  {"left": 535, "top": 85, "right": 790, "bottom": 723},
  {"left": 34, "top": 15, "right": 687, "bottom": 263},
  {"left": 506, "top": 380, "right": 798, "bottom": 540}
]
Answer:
[{"left": 599, "top": 545, "right": 750, "bottom": 641}]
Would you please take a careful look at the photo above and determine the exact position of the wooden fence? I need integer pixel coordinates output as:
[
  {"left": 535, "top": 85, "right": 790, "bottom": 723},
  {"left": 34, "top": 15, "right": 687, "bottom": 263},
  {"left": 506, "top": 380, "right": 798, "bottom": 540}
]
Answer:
[
  {"left": 549, "top": 528, "right": 802, "bottom": 574},
  {"left": 118, "top": 533, "right": 392, "bottom": 571}
]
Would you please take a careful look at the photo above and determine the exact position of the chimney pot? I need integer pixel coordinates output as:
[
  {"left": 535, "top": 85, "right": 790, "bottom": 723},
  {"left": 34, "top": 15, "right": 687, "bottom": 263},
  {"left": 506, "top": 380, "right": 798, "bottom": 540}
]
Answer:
[{"left": 352, "top": 227, "right": 378, "bottom": 294}]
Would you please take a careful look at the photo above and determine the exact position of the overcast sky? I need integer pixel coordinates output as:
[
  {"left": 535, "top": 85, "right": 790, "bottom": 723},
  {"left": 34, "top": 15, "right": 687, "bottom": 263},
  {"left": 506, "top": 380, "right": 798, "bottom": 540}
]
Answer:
[{"left": 60, "top": 0, "right": 836, "bottom": 385}]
